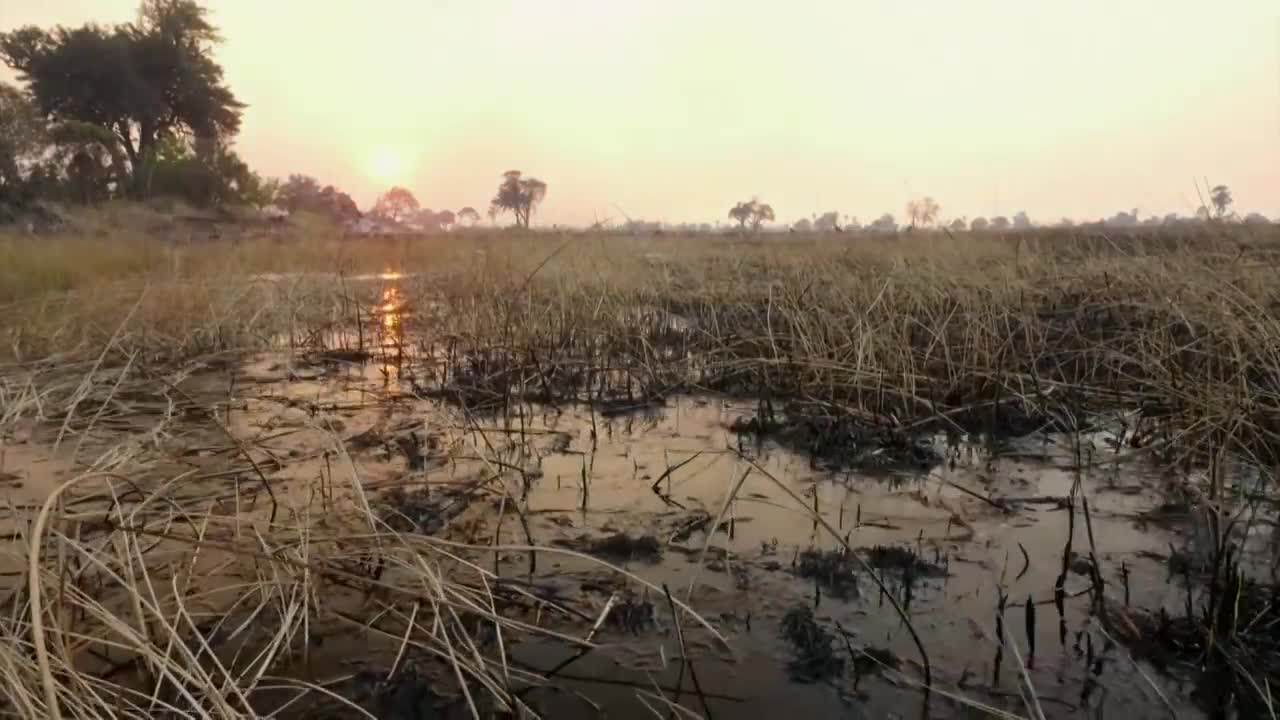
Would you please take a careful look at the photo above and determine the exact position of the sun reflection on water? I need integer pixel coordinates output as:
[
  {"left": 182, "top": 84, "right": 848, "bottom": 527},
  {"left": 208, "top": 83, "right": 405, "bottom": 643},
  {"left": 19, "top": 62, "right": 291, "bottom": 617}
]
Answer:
[{"left": 380, "top": 286, "right": 404, "bottom": 332}]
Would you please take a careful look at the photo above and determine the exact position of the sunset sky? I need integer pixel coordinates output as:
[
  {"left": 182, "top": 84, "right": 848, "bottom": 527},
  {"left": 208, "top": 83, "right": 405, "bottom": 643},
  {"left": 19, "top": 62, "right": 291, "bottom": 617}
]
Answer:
[{"left": 3, "top": 1, "right": 1278, "bottom": 225}]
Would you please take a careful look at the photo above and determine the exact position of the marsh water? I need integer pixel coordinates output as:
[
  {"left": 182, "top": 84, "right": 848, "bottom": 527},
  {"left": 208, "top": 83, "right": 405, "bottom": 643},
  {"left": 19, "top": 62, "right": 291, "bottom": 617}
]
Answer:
[{"left": 2, "top": 272, "right": 1271, "bottom": 719}]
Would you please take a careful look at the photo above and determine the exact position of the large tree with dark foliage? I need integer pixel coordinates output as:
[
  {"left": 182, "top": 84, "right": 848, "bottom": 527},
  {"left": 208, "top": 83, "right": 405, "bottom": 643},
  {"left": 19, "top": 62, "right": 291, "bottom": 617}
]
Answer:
[
  {"left": 0, "top": 0, "right": 244, "bottom": 195},
  {"left": 490, "top": 170, "right": 547, "bottom": 228},
  {"left": 0, "top": 83, "right": 47, "bottom": 204},
  {"left": 277, "top": 174, "right": 361, "bottom": 223}
]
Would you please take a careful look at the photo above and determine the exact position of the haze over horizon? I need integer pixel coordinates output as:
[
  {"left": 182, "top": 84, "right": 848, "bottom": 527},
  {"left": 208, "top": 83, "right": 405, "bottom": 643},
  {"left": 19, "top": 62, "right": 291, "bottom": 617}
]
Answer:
[{"left": 4, "top": 0, "right": 1278, "bottom": 226}]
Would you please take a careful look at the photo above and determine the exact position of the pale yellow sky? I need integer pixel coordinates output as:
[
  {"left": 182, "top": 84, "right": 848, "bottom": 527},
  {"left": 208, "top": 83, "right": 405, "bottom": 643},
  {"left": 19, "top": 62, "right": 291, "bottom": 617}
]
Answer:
[{"left": 3, "top": 1, "right": 1278, "bottom": 225}]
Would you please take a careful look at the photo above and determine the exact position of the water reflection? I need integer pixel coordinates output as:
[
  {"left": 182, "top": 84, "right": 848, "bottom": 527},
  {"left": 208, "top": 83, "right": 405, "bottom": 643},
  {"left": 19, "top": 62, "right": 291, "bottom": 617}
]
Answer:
[
  {"left": 370, "top": 272, "right": 409, "bottom": 359},
  {"left": 380, "top": 285, "right": 404, "bottom": 332}
]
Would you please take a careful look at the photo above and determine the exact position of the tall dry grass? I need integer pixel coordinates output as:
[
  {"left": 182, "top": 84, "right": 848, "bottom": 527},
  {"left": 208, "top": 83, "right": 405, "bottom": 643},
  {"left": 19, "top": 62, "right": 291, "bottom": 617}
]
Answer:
[
  {"left": 4, "top": 215, "right": 1279, "bottom": 461},
  {"left": 3, "top": 209, "right": 1280, "bottom": 717}
]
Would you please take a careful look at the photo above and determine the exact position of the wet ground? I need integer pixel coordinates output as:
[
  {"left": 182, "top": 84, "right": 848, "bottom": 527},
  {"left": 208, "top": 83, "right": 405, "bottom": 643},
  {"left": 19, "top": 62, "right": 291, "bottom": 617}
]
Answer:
[{"left": 2, "top": 272, "right": 1274, "bottom": 719}]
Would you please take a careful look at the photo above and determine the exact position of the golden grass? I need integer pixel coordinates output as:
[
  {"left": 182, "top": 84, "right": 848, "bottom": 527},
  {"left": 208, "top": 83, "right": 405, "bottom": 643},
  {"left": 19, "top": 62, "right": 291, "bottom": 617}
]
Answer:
[
  {"left": 4, "top": 213, "right": 1279, "bottom": 462},
  {"left": 3, "top": 208, "right": 1280, "bottom": 717}
]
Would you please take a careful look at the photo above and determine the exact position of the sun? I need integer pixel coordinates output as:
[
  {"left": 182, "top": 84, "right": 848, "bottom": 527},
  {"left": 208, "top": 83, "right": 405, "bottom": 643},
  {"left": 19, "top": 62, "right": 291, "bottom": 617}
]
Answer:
[{"left": 369, "top": 148, "right": 404, "bottom": 185}]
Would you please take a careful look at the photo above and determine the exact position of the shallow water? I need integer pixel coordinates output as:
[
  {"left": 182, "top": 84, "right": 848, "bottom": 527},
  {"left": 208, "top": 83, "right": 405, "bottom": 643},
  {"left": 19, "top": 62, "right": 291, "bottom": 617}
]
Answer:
[
  {"left": 170, "top": 346, "right": 1225, "bottom": 718},
  {"left": 430, "top": 397, "right": 1203, "bottom": 719},
  {"left": 2, "top": 275, "right": 1269, "bottom": 718}
]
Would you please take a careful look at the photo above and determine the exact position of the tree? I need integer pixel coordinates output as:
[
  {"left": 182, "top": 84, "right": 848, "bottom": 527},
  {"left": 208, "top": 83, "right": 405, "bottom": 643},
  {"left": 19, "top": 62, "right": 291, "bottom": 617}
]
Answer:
[
  {"left": 728, "top": 201, "right": 753, "bottom": 230},
  {"left": 489, "top": 170, "right": 547, "bottom": 228},
  {"left": 456, "top": 206, "right": 481, "bottom": 227},
  {"left": 372, "top": 186, "right": 420, "bottom": 224},
  {"left": 792, "top": 218, "right": 812, "bottom": 233},
  {"left": 1244, "top": 212, "right": 1270, "bottom": 225},
  {"left": 990, "top": 216, "right": 1010, "bottom": 231},
  {"left": 868, "top": 213, "right": 898, "bottom": 233},
  {"left": 1106, "top": 209, "right": 1139, "bottom": 227},
  {"left": 814, "top": 211, "right": 841, "bottom": 232},
  {"left": 727, "top": 198, "right": 773, "bottom": 232},
  {"left": 750, "top": 202, "right": 775, "bottom": 231},
  {"left": 130, "top": 134, "right": 260, "bottom": 208},
  {"left": 970, "top": 217, "right": 989, "bottom": 232},
  {"left": 275, "top": 174, "right": 359, "bottom": 222},
  {"left": 1210, "top": 185, "right": 1233, "bottom": 219},
  {"left": 436, "top": 209, "right": 456, "bottom": 230},
  {"left": 948, "top": 218, "right": 967, "bottom": 232},
  {"left": 1, "top": 0, "right": 244, "bottom": 196},
  {"left": 0, "top": 83, "right": 48, "bottom": 204},
  {"left": 905, "top": 197, "right": 940, "bottom": 228},
  {"left": 278, "top": 174, "right": 321, "bottom": 212},
  {"left": 319, "top": 185, "right": 360, "bottom": 223},
  {"left": 242, "top": 174, "right": 278, "bottom": 210},
  {"left": 1012, "top": 211, "right": 1033, "bottom": 229}
]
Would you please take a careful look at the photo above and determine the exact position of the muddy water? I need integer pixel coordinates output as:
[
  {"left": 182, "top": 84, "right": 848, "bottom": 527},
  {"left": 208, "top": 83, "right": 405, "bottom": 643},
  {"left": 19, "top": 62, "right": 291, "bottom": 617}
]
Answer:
[
  {"left": 436, "top": 399, "right": 1200, "bottom": 719},
  {"left": 198, "top": 340, "right": 1213, "bottom": 719},
  {"left": 1, "top": 273, "right": 1255, "bottom": 719}
]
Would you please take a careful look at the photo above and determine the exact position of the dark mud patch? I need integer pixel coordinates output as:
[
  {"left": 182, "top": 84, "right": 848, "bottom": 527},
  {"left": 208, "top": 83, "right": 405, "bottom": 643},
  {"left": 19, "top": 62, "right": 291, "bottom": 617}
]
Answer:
[
  {"left": 346, "top": 667, "right": 440, "bottom": 720},
  {"left": 605, "top": 596, "right": 659, "bottom": 634},
  {"left": 797, "top": 548, "right": 863, "bottom": 600},
  {"left": 862, "top": 544, "right": 948, "bottom": 579},
  {"left": 939, "top": 398, "right": 1089, "bottom": 438},
  {"left": 794, "top": 545, "right": 946, "bottom": 603},
  {"left": 731, "top": 411, "right": 942, "bottom": 474},
  {"left": 554, "top": 532, "right": 664, "bottom": 564},
  {"left": 595, "top": 397, "right": 667, "bottom": 419},
  {"left": 379, "top": 484, "right": 474, "bottom": 534},
  {"left": 780, "top": 606, "right": 846, "bottom": 683}
]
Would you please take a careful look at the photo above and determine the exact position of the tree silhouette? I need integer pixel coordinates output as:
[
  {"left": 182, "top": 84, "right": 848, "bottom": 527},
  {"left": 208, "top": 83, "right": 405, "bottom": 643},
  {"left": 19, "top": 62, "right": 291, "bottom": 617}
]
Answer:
[
  {"left": 319, "top": 185, "right": 360, "bottom": 223},
  {"left": 728, "top": 198, "right": 774, "bottom": 232},
  {"left": 372, "top": 186, "right": 419, "bottom": 224},
  {"left": 456, "top": 206, "right": 480, "bottom": 227},
  {"left": 970, "top": 217, "right": 989, "bottom": 232},
  {"left": 814, "top": 211, "right": 840, "bottom": 232},
  {"left": 990, "top": 216, "right": 1010, "bottom": 231},
  {"left": 728, "top": 201, "right": 753, "bottom": 230},
  {"left": 792, "top": 218, "right": 812, "bottom": 233},
  {"left": 1210, "top": 185, "right": 1233, "bottom": 219},
  {"left": 1106, "top": 209, "right": 1139, "bottom": 227},
  {"left": 490, "top": 170, "right": 547, "bottom": 228},
  {"left": 1012, "top": 211, "right": 1033, "bottom": 229},
  {"left": 277, "top": 174, "right": 320, "bottom": 212},
  {"left": 868, "top": 213, "right": 898, "bottom": 233}
]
